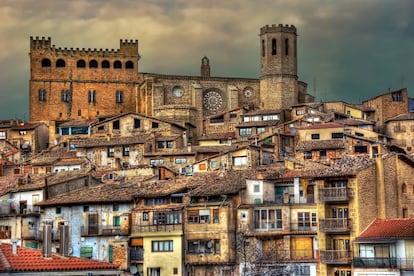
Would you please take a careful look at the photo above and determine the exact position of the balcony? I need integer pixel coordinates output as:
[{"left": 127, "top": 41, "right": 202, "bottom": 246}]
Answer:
[
  {"left": 129, "top": 248, "right": 144, "bottom": 262},
  {"left": 262, "top": 250, "right": 315, "bottom": 262},
  {"left": 319, "top": 218, "right": 351, "bottom": 233},
  {"left": 319, "top": 250, "right": 352, "bottom": 264},
  {"left": 319, "top": 187, "right": 350, "bottom": 202},
  {"left": 80, "top": 225, "right": 129, "bottom": 237},
  {"left": 131, "top": 224, "right": 183, "bottom": 233},
  {"left": 290, "top": 223, "right": 318, "bottom": 232},
  {"left": 353, "top": 257, "right": 397, "bottom": 268}
]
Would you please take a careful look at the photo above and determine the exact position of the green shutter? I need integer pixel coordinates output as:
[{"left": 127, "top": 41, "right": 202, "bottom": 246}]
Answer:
[
  {"left": 113, "top": 216, "right": 120, "bottom": 227},
  {"left": 80, "top": 247, "right": 93, "bottom": 258},
  {"left": 108, "top": 245, "right": 113, "bottom": 263}
]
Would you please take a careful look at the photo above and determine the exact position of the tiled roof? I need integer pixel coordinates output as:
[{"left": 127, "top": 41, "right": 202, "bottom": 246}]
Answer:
[
  {"left": 54, "top": 157, "right": 88, "bottom": 166},
  {"left": 58, "top": 118, "right": 98, "bottom": 127},
  {"left": 385, "top": 111, "right": 414, "bottom": 122},
  {"left": 296, "top": 140, "right": 345, "bottom": 151},
  {"left": 297, "top": 122, "right": 343, "bottom": 130},
  {"left": 0, "top": 243, "right": 119, "bottom": 273},
  {"left": 46, "top": 168, "right": 91, "bottom": 186},
  {"left": 73, "top": 135, "right": 148, "bottom": 148},
  {"left": 242, "top": 109, "right": 281, "bottom": 115},
  {"left": 335, "top": 118, "right": 375, "bottom": 126},
  {"left": 11, "top": 123, "right": 42, "bottom": 130},
  {"left": 191, "top": 145, "right": 238, "bottom": 154},
  {"left": 236, "top": 120, "right": 280, "bottom": 128},
  {"left": 36, "top": 181, "right": 140, "bottom": 206},
  {"left": 355, "top": 218, "right": 414, "bottom": 242}
]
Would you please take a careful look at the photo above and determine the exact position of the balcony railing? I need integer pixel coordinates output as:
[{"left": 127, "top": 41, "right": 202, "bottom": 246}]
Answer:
[
  {"left": 129, "top": 248, "right": 144, "bottom": 262},
  {"left": 22, "top": 229, "right": 60, "bottom": 241},
  {"left": 319, "top": 187, "right": 350, "bottom": 202},
  {"left": 80, "top": 225, "right": 129, "bottom": 237},
  {"left": 262, "top": 250, "right": 315, "bottom": 262},
  {"left": 353, "top": 257, "right": 414, "bottom": 271},
  {"left": 319, "top": 218, "right": 351, "bottom": 233},
  {"left": 131, "top": 224, "right": 183, "bottom": 233},
  {"left": 290, "top": 223, "right": 318, "bottom": 232},
  {"left": 319, "top": 250, "right": 352, "bottom": 264}
]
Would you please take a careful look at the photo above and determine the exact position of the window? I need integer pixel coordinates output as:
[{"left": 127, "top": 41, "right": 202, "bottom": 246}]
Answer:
[
  {"left": 261, "top": 39, "right": 265, "bottom": 57},
  {"left": 402, "top": 183, "right": 407, "bottom": 193},
  {"left": 38, "top": 89, "right": 46, "bottom": 101},
  {"left": 213, "top": 209, "right": 219, "bottom": 223},
  {"left": 187, "top": 240, "right": 220, "bottom": 254},
  {"left": 354, "top": 145, "right": 368, "bottom": 153},
  {"left": 298, "top": 212, "right": 317, "bottom": 229},
  {"left": 89, "top": 60, "right": 98, "bottom": 68},
  {"left": 296, "top": 109, "right": 305, "bottom": 115},
  {"left": 175, "top": 158, "right": 187, "bottom": 164},
  {"left": 114, "top": 60, "right": 122, "bottom": 69},
  {"left": 285, "top": 38, "right": 289, "bottom": 55},
  {"left": 56, "top": 59, "right": 66, "bottom": 68},
  {"left": 243, "top": 116, "right": 260, "bottom": 122},
  {"left": 210, "top": 116, "right": 224, "bottom": 124},
  {"left": 320, "top": 150, "right": 327, "bottom": 159},
  {"left": 392, "top": 91, "right": 402, "bottom": 102},
  {"left": 311, "top": 133, "right": 320, "bottom": 140},
  {"left": 254, "top": 209, "right": 282, "bottom": 230},
  {"left": 233, "top": 156, "right": 247, "bottom": 166},
  {"left": 403, "top": 208, "right": 408, "bottom": 218},
  {"left": 88, "top": 90, "right": 96, "bottom": 103},
  {"left": 257, "top": 127, "right": 266, "bottom": 134},
  {"left": 61, "top": 90, "right": 70, "bottom": 102},
  {"left": 113, "top": 204, "right": 119, "bottom": 211},
  {"left": 0, "top": 132, "right": 5, "bottom": 139},
  {"left": 157, "top": 141, "right": 165, "bottom": 149},
  {"left": 56, "top": 207, "right": 61, "bottom": 214},
  {"left": 41, "top": 58, "right": 51, "bottom": 67},
  {"left": 271, "top": 38, "right": 277, "bottom": 55},
  {"left": 152, "top": 240, "right": 173, "bottom": 252},
  {"left": 77, "top": 109, "right": 81, "bottom": 116},
  {"left": 143, "top": 212, "right": 149, "bottom": 221},
  {"left": 167, "top": 141, "right": 174, "bottom": 148},
  {"left": 84, "top": 206, "right": 89, "bottom": 212},
  {"left": 304, "top": 151, "right": 312, "bottom": 159},
  {"left": 262, "top": 114, "right": 279, "bottom": 120},
  {"left": 134, "top": 119, "right": 141, "bottom": 129},
  {"left": 188, "top": 210, "right": 210, "bottom": 224},
  {"left": 0, "top": 226, "right": 11, "bottom": 239},
  {"left": 102, "top": 60, "right": 110, "bottom": 68},
  {"left": 125, "top": 60, "right": 134, "bottom": 69},
  {"left": 116, "top": 90, "right": 123, "bottom": 103},
  {"left": 80, "top": 247, "right": 93, "bottom": 258},
  {"left": 108, "top": 147, "right": 115, "bottom": 157},
  {"left": 152, "top": 122, "right": 159, "bottom": 129},
  {"left": 150, "top": 159, "right": 164, "bottom": 166},
  {"left": 254, "top": 184, "right": 260, "bottom": 193},
  {"left": 112, "top": 120, "right": 120, "bottom": 130},
  {"left": 113, "top": 216, "right": 120, "bottom": 227},
  {"left": 123, "top": 146, "right": 130, "bottom": 156},
  {"left": 154, "top": 211, "right": 182, "bottom": 225},
  {"left": 77, "top": 59, "right": 86, "bottom": 68},
  {"left": 239, "top": 128, "right": 252, "bottom": 135},
  {"left": 332, "top": 132, "right": 344, "bottom": 139}
]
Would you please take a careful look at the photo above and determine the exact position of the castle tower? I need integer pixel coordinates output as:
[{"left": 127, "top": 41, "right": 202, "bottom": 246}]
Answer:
[
  {"left": 259, "top": 24, "right": 298, "bottom": 110},
  {"left": 201, "top": 56, "right": 210, "bottom": 77}
]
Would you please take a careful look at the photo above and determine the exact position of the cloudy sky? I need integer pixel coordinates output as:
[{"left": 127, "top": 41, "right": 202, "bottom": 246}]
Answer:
[{"left": 1, "top": 0, "right": 413, "bottom": 120}]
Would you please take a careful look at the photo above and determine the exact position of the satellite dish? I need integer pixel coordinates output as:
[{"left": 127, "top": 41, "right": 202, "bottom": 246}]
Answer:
[{"left": 130, "top": 266, "right": 138, "bottom": 274}]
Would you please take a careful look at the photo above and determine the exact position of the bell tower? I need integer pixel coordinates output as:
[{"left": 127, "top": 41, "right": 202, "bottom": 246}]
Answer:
[{"left": 259, "top": 24, "right": 298, "bottom": 110}]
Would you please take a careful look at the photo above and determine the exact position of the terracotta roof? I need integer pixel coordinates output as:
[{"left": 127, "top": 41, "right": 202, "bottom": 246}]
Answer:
[
  {"left": 335, "top": 118, "right": 375, "bottom": 126},
  {"left": 355, "top": 218, "right": 414, "bottom": 242},
  {"left": 46, "top": 168, "right": 91, "bottom": 186},
  {"left": 0, "top": 243, "right": 119, "bottom": 273},
  {"left": 11, "top": 123, "right": 42, "bottom": 130},
  {"left": 242, "top": 109, "right": 281, "bottom": 116},
  {"left": 58, "top": 118, "right": 98, "bottom": 127},
  {"left": 296, "top": 140, "right": 346, "bottom": 151},
  {"left": 54, "top": 157, "right": 88, "bottom": 166},
  {"left": 236, "top": 120, "right": 280, "bottom": 128},
  {"left": 73, "top": 135, "right": 148, "bottom": 148}
]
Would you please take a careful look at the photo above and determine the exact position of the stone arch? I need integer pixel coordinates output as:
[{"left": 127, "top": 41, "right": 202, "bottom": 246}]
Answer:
[
  {"left": 41, "top": 58, "right": 51, "bottom": 67},
  {"left": 102, "top": 60, "right": 110, "bottom": 68},
  {"left": 125, "top": 60, "right": 134, "bottom": 69},
  {"left": 89, "top": 60, "right": 98, "bottom": 68},
  {"left": 56, "top": 59, "right": 65, "bottom": 68},
  {"left": 77, "top": 59, "right": 86, "bottom": 68},
  {"left": 114, "top": 60, "right": 122, "bottom": 69}
]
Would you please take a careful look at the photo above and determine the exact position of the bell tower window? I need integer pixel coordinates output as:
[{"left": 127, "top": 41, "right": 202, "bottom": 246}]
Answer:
[
  {"left": 272, "top": 39, "right": 277, "bottom": 55},
  {"left": 261, "top": 40, "right": 265, "bottom": 57},
  {"left": 285, "top": 38, "right": 289, "bottom": 55}
]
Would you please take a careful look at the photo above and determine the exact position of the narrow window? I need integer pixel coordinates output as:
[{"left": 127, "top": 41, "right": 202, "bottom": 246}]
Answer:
[
  {"left": 108, "top": 147, "right": 115, "bottom": 157},
  {"left": 113, "top": 120, "right": 120, "bottom": 130},
  {"left": 102, "top": 60, "right": 110, "bottom": 68},
  {"left": 285, "top": 38, "right": 289, "bottom": 55},
  {"left": 271, "top": 38, "right": 277, "bottom": 55},
  {"left": 152, "top": 122, "right": 159, "bottom": 129},
  {"left": 77, "top": 59, "right": 86, "bottom": 68},
  {"left": 38, "top": 89, "right": 46, "bottom": 102},
  {"left": 261, "top": 39, "right": 265, "bottom": 57},
  {"left": 116, "top": 90, "right": 123, "bottom": 103},
  {"left": 123, "top": 146, "right": 130, "bottom": 156},
  {"left": 89, "top": 60, "right": 98, "bottom": 68},
  {"left": 88, "top": 90, "right": 96, "bottom": 103},
  {"left": 77, "top": 109, "right": 81, "bottom": 116},
  {"left": 402, "top": 183, "right": 407, "bottom": 193},
  {"left": 113, "top": 216, "right": 120, "bottom": 227},
  {"left": 108, "top": 245, "right": 113, "bottom": 263},
  {"left": 134, "top": 119, "right": 141, "bottom": 129},
  {"left": 61, "top": 90, "right": 70, "bottom": 102}
]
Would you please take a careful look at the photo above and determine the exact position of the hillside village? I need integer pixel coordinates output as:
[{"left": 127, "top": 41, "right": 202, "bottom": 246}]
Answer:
[{"left": 0, "top": 24, "right": 414, "bottom": 275}]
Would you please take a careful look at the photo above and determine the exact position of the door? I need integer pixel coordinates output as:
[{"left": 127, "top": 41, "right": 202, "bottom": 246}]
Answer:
[{"left": 88, "top": 213, "right": 99, "bottom": 235}]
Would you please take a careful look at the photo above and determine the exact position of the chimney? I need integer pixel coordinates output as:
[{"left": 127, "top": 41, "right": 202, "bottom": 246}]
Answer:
[
  {"left": 42, "top": 220, "right": 53, "bottom": 258},
  {"left": 59, "top": 221, "right": 70, "bottom": 257},
  {"left": 11, "top": 238, "right": 18, "bottom": 256}
]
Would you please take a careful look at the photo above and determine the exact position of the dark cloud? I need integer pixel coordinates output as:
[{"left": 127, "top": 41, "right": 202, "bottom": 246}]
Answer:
[{"left": 1, "top": 0, "right": 413, "bottom": 119}]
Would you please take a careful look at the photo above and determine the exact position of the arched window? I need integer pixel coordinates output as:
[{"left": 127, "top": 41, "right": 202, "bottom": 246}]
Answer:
[
  {"left": 89, "top": 60, "right": 98, "bottom": 68},
  {"left": 261, "top": 40, "right": 265, "bottom": 57},
  {"left": 125, "top": 60, "right": 134, "bottom": 69},
  {"left": 102, "top": 60, "right": 110, "bottom": 68},
  {"left": 285, "top": 38, "right": 289, "bottom": 55},
  {"left": 77, "top": 59, "right": 86, "bottom": 68},
  {"left": 56, "top": 59, "right": 66, "bottom": 68},
  {"left": 41, "top": 58, "right": 51, "bottom": 68},
  {"left": 402, "top": 183, "right": 407, "bottom": 193},
  {"left": 114, "top": 60, "right": 122, "bottom": 69},
  {"left": 271, "top": 39, "right": 277, "bottom": 55}
]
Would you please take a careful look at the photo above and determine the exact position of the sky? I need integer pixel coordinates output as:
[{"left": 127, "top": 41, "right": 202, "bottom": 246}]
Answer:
[{"left": 1, "top": 0, "right": 413, "bottom": 120}]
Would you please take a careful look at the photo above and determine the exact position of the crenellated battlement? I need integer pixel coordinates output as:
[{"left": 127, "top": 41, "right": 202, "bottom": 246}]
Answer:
[
  {"left": 260, "top": 24, "right": 296, "bottom": 34},
  {"left": 30, "top": 37, "right": 139, "bottom": 57}
]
